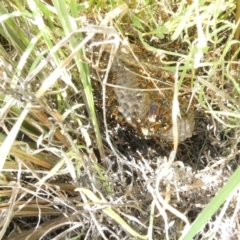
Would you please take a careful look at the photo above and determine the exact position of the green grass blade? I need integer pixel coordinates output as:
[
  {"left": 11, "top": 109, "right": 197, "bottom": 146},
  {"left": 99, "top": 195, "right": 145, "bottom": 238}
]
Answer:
[{"left": 180, "top": 167, "right": 240, "bottom": 240}]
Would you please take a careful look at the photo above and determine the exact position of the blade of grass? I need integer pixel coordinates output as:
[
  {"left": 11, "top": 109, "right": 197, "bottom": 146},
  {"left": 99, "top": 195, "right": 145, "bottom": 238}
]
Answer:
[
  {"left": 0, "top": 102, "right": 31, "bottom": 172},
  {"left": 77, "top": 188, "right": 148, "bottom": 240},
  {"left": 180, "top": 166, "right": 240, "bottom": 240},
  {"left": 51, "top": 0, "right": 105, "bottom": 161}
]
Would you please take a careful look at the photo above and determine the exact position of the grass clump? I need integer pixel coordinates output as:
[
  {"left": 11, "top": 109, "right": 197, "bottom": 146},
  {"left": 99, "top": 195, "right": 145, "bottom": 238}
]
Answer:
[{"left": 0, "top": 0, "right": 240, "bottom": 239}]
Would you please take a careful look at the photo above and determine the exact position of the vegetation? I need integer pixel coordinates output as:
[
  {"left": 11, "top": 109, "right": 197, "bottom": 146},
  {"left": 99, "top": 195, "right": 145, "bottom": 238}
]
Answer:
[{"left": 0, "top": 0, "right": 240, "bottom": 239}]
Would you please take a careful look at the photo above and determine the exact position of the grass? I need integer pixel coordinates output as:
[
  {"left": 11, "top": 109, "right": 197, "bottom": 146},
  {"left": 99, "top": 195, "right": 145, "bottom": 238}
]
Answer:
[{"left": 0, "top": 0, "right": 240, "bottom": 239}]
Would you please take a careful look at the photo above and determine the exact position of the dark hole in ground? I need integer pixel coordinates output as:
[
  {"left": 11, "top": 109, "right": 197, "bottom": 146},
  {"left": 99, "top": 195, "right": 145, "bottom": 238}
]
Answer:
[{"left": 102, "top": 110, "right": 222, "bottom": 173}]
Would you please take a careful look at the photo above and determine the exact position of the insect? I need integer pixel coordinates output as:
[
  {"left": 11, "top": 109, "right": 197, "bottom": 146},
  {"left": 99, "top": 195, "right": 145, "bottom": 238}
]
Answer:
[{"left": 148, "top": 103, "right": 159, "bottom": 123}]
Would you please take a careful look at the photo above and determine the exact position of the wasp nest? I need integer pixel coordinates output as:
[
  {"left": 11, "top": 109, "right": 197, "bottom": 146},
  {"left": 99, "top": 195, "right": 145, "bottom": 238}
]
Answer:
[{"left": 110, "top": 54, "right": 195, "bottom": 142}]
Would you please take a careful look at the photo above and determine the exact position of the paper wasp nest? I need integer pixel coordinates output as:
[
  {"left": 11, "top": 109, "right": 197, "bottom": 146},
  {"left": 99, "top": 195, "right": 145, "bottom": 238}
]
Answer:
[{"left": 111, "top": 59, "right": 195, "bottom": 142}]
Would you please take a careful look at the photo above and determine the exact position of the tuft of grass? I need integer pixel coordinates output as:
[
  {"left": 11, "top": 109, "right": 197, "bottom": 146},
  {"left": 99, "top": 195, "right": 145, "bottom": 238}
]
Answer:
[{"left": 0, "top": 0, "right": 240, "bottom": 239}]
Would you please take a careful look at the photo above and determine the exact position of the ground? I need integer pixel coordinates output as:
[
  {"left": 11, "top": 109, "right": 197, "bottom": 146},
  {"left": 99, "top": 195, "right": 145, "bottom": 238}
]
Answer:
[{"left": 0, "top": 1, "right": 240, "bottom": 239}]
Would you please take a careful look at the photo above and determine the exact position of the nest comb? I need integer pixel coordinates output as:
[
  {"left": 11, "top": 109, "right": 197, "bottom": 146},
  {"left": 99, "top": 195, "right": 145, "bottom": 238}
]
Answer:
[{"left": 109, "top": 47, "right": 195, "bottom": 142}]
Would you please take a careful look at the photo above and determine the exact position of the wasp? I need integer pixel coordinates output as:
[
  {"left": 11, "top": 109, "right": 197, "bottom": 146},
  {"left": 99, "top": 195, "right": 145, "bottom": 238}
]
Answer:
[{"left": 148, "top": 103, "right": 159, "bottom": 123}]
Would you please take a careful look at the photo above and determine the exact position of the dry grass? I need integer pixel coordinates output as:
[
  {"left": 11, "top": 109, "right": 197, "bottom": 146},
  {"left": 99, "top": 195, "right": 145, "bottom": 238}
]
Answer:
[{"left": 0, "top": 0, "right": 240, "bottom": 239}]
